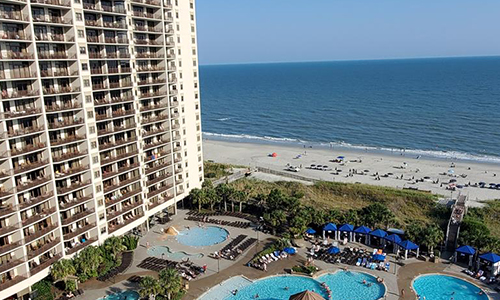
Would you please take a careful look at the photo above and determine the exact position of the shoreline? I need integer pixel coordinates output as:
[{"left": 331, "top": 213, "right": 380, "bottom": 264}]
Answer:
[{"left": 202, "top": 139, "right": 500, "bottom": 204}]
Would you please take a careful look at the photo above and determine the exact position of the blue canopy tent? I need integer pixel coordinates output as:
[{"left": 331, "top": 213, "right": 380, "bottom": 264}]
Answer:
[
  {"left": 322, "top": 223, "right": 337, "bottom": 239},
  {"left": 353, "top": 226, "right": 371, "bottom": 244},
  {"left": 338, "top": 224, "right": 354, "bottom": 242},
  {"left": 327, "top": 246, "right": 340, "bottom": 254},
  {"left": 372, "top": 254, "right": 386, "bottom": 261},
  {"left": 305, "top": 228, "right": 316, "bottom": 235},
  {"left": 368, "top": 229, "right": 387, "bottom": 246},
  {"left": 283, "top": 247, "right": 296, "bottom": 255},
  {"left": 455, "top": 245, "right": 476, "bottom": 266},
  {"left": 384, "top": 234, "right": 402, "bottom": 253},
  {"left": 398, "top": 240, "right": 419, "bottom": 260},
  {"left": 477, "top": 252, "right": 500, "bottom": 276}
]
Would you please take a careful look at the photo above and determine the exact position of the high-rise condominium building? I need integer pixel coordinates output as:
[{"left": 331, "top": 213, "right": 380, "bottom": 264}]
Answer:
[{"left": 0, "top": 0, "right": 203, "bottom": 298}]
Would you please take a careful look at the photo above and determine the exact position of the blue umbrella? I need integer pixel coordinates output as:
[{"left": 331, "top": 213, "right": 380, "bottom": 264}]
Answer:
[
  {"left": 354, "top": 226, "right": 371, "bottom": 235},
  {"left": 385, "top": 234, "right": 402, "bottom": 244},
  {"left": 305, "top": 228, "right": 316, "bottom": 235},
  {"left": 337, "top": 156, "right": 345, "bottom": 159},
  {"left": 456, "top": 245, "right": 475, "bottom": 256},
  {"left": 283, "top": 247, "right": 296, "bottom": 254},
  {"left": 327, "top": 246, "right": 340, "bottom": 254},
  {"left": 323, "top": 223, "right": 337, "bottom": 231}
]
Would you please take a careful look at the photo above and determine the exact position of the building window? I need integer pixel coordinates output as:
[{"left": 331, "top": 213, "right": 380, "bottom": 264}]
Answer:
[
  {"left": 91, "top": 141, "right": 97, "bottom": 149},
  {"left": 194, "top": 82, "right": 198, "bottom": 88},
  {"left": 93, "top": 156, "right": 99, "bottom": 164},
  {"left": 76, "top": 13, "right": 82, "bottom": 21},
  {"left": 100, "top": 227, "right": 106, "bottom": 234},
  {"left": 99, "top": 213, "right": 105, "bottom": 220},
  {"left": 84, "top": 79, "right": 90, "bottom": 87},
  {"left": 80, "top": 47, "right": 86, "bottom": 54},
  {"left": 78, "top": 30, "right": 84, "bottom": 38},
  {"left": 193, "top": 60, "right": 197, "bottom": 67},
  {"left": 195, "top": 93, "right": 199, "bottom": 99},
  {"left": 193, "top": 71, "right": 197, "bottom": 77},
  {"left": 87, "top": 111, "right": 93, "bottom": 118},
  {"left": 96, "top": 185, "right": 102, "bottom": 193},
  {"left": 82, "top": 63, "right": 88, "bottom": 70},
  {"left": 86, "top": 95, "right": 92, "bottom": 103},
  {"left": 94, "top": 171, "right": 100, "bottom": 178}
]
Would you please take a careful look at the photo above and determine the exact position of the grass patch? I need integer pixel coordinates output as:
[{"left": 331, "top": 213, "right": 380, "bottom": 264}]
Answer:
[
  {"left": 230, "top": 178, "right": 443, "bottom": 226},
  {"left": 468, "top": 200, "right": 500, "bottom": 239}
]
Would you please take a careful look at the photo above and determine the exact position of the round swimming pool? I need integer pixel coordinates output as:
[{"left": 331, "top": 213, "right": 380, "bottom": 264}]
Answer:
[
  {"left": 413, "top": 274, "right": 488, "bottom": 300},
  {"left": 176, "top": 226, "right": 229, "bottom": 247},
  {"left": 100, "top": 291, "right": 139, "bottom": 300},
  {"left": 199, "top": 271, "right": 385, "bottom": 300}
]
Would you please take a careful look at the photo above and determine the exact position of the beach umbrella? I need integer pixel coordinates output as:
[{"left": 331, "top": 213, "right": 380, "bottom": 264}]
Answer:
[
  {"left": 272, "top": 152, "right": 278, "bottom": 157},
  {"left": 283, "top": 247, "right": 296, "bottom": 254},
  {"left": 448, "top": 169, "right": 455, "bottom": 174},
  {"left": 327, "top": 246, "right": 340, "bottom": 254},
  {"left": 305, "top": 228, "right": 316, "bottom": 235},
  {"left": 337, "top": 156, "right": 344, "bottom": 159},
  {"left": 289, "top": 290, "right": 326, "bottom": 300}
]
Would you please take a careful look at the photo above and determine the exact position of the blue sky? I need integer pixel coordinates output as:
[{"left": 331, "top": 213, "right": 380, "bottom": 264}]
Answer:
[{"left": 196, "top": 0, "right": 500, "bottom": 65}]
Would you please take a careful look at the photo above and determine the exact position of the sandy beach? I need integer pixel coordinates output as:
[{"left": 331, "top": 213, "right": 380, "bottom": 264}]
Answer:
[{"left": 203, "top": 139, "right": 500, "bottom": 206}]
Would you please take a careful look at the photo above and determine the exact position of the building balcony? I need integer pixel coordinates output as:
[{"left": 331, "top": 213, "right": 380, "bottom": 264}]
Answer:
[
  {"left": 48, "top": 118, "right": 84, "bottom": 130},
  {"left": 84, "top": 19, "right": 100, "bottom": 27},
  {"left": 0, "top": 32, "right": 31, "bottom": 41},
  {"left": 56, "top": 179, "right": 91, "bottom": 195},
  {"left": 24, "top": 224, "right": 58, "bottom": 243},
  {"left": 63, "top": 222, "right": 96, "bottom": 240},
  {"left": 102, "top": 162, "right": 140, "bottom": 179},
  {"left": 0, "top": 89, "right": 39, "bottom": 100},
  {"left": 141, "top": 114, "right": 168, "bottom": 124},
  {"left": 105, "top": 187, "right": 141, "bottom": 207},
  {"left": 35, "top": 33, "right": 74, "bottom": 43},
  {"left": 97, "top": 123, "right": 137, "bottom": 136},
  {"left": 21, "top": 207, "right": 56, "bottom": 227},
  {"left": 13, "top": 159, "right": 49, "bottom": 175},
  {"left": 175, "top": 167, "right": 183, "bottom": 174},
  {"left": 145, "top": 161, "right": 172, "bottom": 176},
  {"left": 0, "top": 11, "right": 29, "bottom": 22},
  {"left": 0, "top": 223, "right": 20, "bottom": 237},
  {"left": 0, "top": 257, "right": 25, "bottom": 274},
  {"left": 59, "top": 194, "right": 93, "bottom": 211},
  {"left": 27, "top": 237, "right": 60, "bottom": 259},
  {"left": 131, "top": 0, "right": 160, "bottom": 6},
  {"left": 18, "top": 192, "right": 54, "bottom": 210},
  {"left": 45, "top": 102, "right": 82, "bottom": 112},
  {"left": 52, "top": 149, "right": 88, "bottom": 163},
  {"left": 2, "top": 108, "right": 42, "bottom": 119},
  {"left": 142, "top": 127, "right": 168, "bottom": 137},
  {"left": 31, "top": 0, "right": 71, "bottom": 7},
  {"left": 43, "top": 86, "right": 80, "bottom": 95},
  {"left": 146, "top": 171, "right": 172, "bottom": 186},
  {"left": 50, "top": 134, "right": 86, "bottom": 146},
  {"left": 16, "top": 176, "right": 52, "bottom": 193},
  {"left": 0, "top": 241, "right": 22, "bottom": 256},
  {"left": 30, "top": 254, "right": 62, "bottom": 276},
  {"left": 0, "top": 204, "right": 16, "bottom": 218},
  {"left": 38, "top": 52, "right": 76, "bottom": 60},
  {"left": 108, "top": 212, "right": 144, "bottom": 233},
  {"left": 32, "top": 15, "right": 73, "bottom": 25},
  {"left": 103, "top": 22, "right": 127, "bottom": 29},
  {"left": 6, "top": 126, "right": 44, "bottom": 138},
  {"left": 0, "top": 69, "right": 36, "bottom": 80},
  {"left": 1, "top": 52, "right": 34, "bottom": 60},
  {"left": 138, "top": 79, "right": 165, "bottom": 86},
  {"left": 134, "top": 26, "right": 161, "bottom": 33},
  {"left": 99, "top": 137, "right": 138, "bottom": 151},
  {"left": 147, "top": 184, "right": 173, "bottom": 199},
  {"left": 143, "top": 139, "right": 170, "bottom": 151},
  {"left": 0, "top": 276, "right": 27, "bottom": 292},
  {"left": 40, "top": 69, "right": 77, "bottom": 78},
  {"left": 107, "top": 201, "right": 142, "bottom": 220},
  {"left": 7, "top": 142, "right": 46, "bottom": 157},
  {"left": 54, "top": 165, "right": 89, "bottom": 179},
  {"left": 137, "top": 66, "right": 164, "bottom": 73},
  {"left": 61, "top": 208, "right": 95, "bottom": 226},
  {"left": 103, "top": 175, "right": 140, "bottom": 194},
  {"left": 148, "top": 194, "right": 173, "bottom": 210},
  {"left": 101, "top": 5, "right": 126, "bottom": 14},
  {"left": 92, "top": 83, "right": 108, "bottom": 90},
  {"left": 134, "top": 39, "right": 161, "bottom": 46},
  {"left": 65, "top": 237, "right": 97, "bottom": 255},
  {"left": 136, "top": 53, "right": 163, "bottom": 59}
]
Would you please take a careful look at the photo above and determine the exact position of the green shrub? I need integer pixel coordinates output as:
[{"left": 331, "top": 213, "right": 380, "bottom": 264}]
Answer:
[
  {"left": 122, "top": 235, "right": 139, "bottom": 250},
  {"left": 64, "top": 280, "right": 77, "bottom": 292},
  {"left": 32, "top": 280, "right": 54, "bottom": 300},
  {"left": 292, "top": 265, "right": 317, "bottom": 274}
]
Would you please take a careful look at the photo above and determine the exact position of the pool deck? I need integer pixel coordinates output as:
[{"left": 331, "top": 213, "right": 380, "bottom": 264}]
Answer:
[{"left": 75, "top": 210, "right": 500, "bottom": 300}]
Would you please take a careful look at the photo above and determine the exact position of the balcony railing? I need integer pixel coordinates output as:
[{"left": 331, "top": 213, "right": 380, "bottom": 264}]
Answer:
[
  {"left": 45, "top": 102, "right": 82, "bottom": 112},
  {"left": 105, "top": 187, "right": 141, "bottom": 207},
  {"left": 143, "top": 139, "right": 170, "bottom": 150},
  {"left": 33, "top": 15, "right": 72, "bottom": 25},
  {"left": 59, "top": 194, "right": 93, "bottom": 210},
  {"left": 146, "top": 171, "right": 172, "bottom": 186},
  {"left": 21, "top": 207, "right": 56, "bottom": 227},
  {"left": 136, "top": 53, "right": 163, "bottom": 59},
  {"left": 0, "top": 257, "right": 25, "bottom": 274},
  {"left": 31, "top": 0, "right": 71, "bottom": 7},
  {"left": 108, "top": 212, "right": 144, "bottom": 233},
  {"left": 0, "top": 11, "right": 28, "bottom": 21},
  {"left": 16, "top": 176, "right": 52, "bottom": 193},
  {"left": 56, "top": 179, "right": 91, "bottom": 195},
  {"left": 145, "top": 161, "right": 172, "bottom": 175},
  {"left": 2, "top": 107, "right": 42, "bottom": 119},
  {"left": 24, "top": 224, "right": 58, "bottom": 243},
  {"left": 61, "top": 208, "right": 95, "bottom": 225},
  {"left": 38, "top": 51, "right": 76, "bottom": 60},
  {"left": 27, "top": 237, "right": 60, "bottom": 259},
  {"left": 43, "top": 86, "right": 80, "bottom": 95},
  {"left": 63, "top": 223, "right": 96, "bottom": 240},
  {"left": 0, "top": 276, "right": 27, "bottom": 291},
  {"left": 0, "top": 205, "right": 16, "bottom": 218},
  {"left": 18, "top": 192, "right": 54, "bottom": 210},
  {"left": 99, "top": 137, "right": 138, "bottom": 151},
  {"left": 54, "top": 165, "right": 89, "bottom": 179},
  {"left": 102, "top": 162, "right": 140, "bottom": 179},
  {"left": 103, "top": 175, "right": 140, "bottom": 194},
  {"left": 65, "top": 237, "right": 97, "bottom": 255},
  {"left": 147, "top": 184, "right": 173, "bottom": 199},
  {"left": 13, "top": 159, "right": 49, "bottom": 175},
  {"left": 0, "top": 32, "right": 30, "bottom": 41},
  {"left": 50, "top": 134, "right": 86, "bottom": 146},
  {"left": 7, "top": 126, "right": 44, "bottom": 138},
  {"left": 148, "top": 194, "right": 174, "bottom": 209},
  {"left": 0, "top": 89, "right": 38, "bottom": 100},
  {"left": 48, "top": 118, "right": 84, "bottom": 129},
  {"left": 8, "top": 142, "right": 46, "bottom": 157},
  {"left": 30, "top": 254, "right": 62, "bottom": 276},
  {"left": 0, "top": 223, "right": 20, "bottom": 237},
  {"left": 97, "top": 123, "right": 137, "bottom": 136},
  {"left": 1, "top": 52, "right": 34, "bottom": 60}
]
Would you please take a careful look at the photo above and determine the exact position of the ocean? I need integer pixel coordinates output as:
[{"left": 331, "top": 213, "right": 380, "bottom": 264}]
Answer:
[{"left": 199, "top": 57, "right": 500, "bottom": 163}]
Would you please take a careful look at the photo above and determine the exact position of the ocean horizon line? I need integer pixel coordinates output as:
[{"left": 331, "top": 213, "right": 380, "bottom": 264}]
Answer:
[{"left": 199, "top": 54, "right": 500, "bottom": 67}]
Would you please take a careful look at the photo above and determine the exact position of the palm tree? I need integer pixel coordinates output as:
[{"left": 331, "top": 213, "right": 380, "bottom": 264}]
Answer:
[
  {"left": 74, "top": 246, "right": 103, "bottom": 280},
  {"left": 159, "top": 268, "right": 183, "bottom": 300},
  {"left": 189, "top": 188, "right": 204, "bottom": 211},
  {"left": 215, "top": 183, "right": 232, "bottom": 212},
  {"left": 51, "top": 259, "right": 76, "bottom": 281},
  {"left": 423, "top": 225, "right": 444, "bottom": 254},
  {"left": 239, "top": 184, "right": 253, "bottom": 212},
  {"left": 139, "top": 276, "right": 162, "bottom": 299},
  {"left": 104, "top": 236, "right": 126, "bottom": 262}
]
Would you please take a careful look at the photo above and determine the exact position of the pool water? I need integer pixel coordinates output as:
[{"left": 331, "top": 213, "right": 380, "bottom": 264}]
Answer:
[
  {"left": 413, "top": 274, "right": 488, "bottom": 300},
  {"left": 177, "top": 226, "right": 229, "bottom": 247},
  {"left": 148, "top": 245, "right": 204, "bottom": 259},
  {"left": 101, "top": 291, "right": 139, "bottom": 300},
  {"left": 217, "top": 271, "right": 385, "bottom": 300}
]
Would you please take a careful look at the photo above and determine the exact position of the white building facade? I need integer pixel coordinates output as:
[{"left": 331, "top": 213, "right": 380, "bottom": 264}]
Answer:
[{"left": 0, "top": 0, "right": 203, "bottom": 298}]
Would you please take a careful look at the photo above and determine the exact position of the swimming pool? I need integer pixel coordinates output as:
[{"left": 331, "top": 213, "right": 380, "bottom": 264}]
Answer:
[
  {"left": 148, "top": 245, "right": 204, "bottom": 259},
  {"left": 412, "top": 274, "right": 488, "bottom": 300},
  {"left": 198, "top": 271, "right": 385, "bottom": 300},
  {"left": 100, "top": 291, "right": 139, "bottom": 300},
  {"left": 176, "top": 226, "right": 229, "bottom": 247}
]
